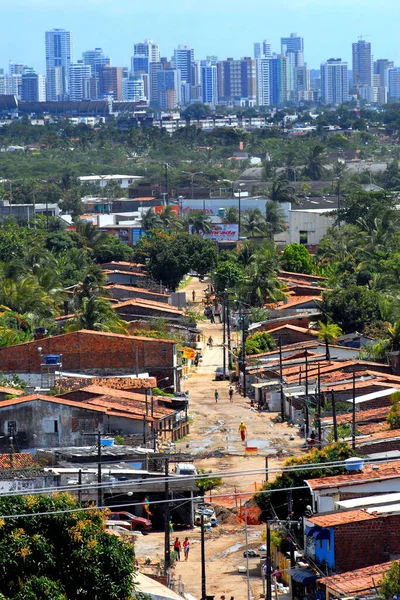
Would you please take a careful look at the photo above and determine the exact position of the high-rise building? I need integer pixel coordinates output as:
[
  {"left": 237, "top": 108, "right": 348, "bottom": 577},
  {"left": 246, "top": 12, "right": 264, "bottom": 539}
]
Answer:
[
  {"left": 217, "top": 57, "right": 256, "bottom": 105},
  {"left": 256, "top": 58, "right": 270, "bottom": 106},
  {"left": 374, "top": 59, "right": 394, "bottom": 87},
  {"left": 69, "top": 62, "right": 92, "bottom": 101},
  {"left": 294, "top": 65, "right": 311, "bottom": 102},
  {"left": 99, "top": 66, "right": 123, "bottom": 100},
  {"left": 132, "top": 40, "right": 160, "bottom": 76},
  {"left": 173, "top": 45, "right": 194, "bottom": 85},
  {"left": 320, "top": 58, "right": 349, "bottom": 105},
  {"left": 157, "top": 69, "right": 181, "bottom": 109},
  {"left": 45, "top": 29, "right": 73, "bottom": 101},
  {"left": 21, "top": 73, "right": 46, "bottom": 102},
  {"left": 82, "top": 48, "right": 110, "bottom": 77},
  {"left": 254, "top": 40, "right": 272, "bottom": 60},
  {"left": 268, "top": 55, "right": 290, "bottom": 105},
  {"left": 122, "top": 75, "right": 146, "bottom": 102},
  {"left": 9, "top": 62, "right": 26, "bottom": 76},
  {"left": 352, "top": 39, "right": 372, "bottom": 87},
  {"left": 281, "top": 33, "right": 304, "bottom": 65},
  {"left": 201, "top": 60, "right": 218, "bottom": 105},
  {"left": 387, "top": 68, "right": 400, "bottom": 102},
  {"left": 149, "top": 62, "right": 163, "bottom": 106}
]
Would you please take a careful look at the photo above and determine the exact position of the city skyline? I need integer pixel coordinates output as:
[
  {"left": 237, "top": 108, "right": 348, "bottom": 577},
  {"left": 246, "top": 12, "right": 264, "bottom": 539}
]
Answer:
[{"left": 0, "top": 0, "right": 398, "bottom": 71}]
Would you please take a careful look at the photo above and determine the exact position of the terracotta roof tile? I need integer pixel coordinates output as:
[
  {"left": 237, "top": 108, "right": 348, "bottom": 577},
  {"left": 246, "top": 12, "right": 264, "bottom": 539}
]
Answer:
[
  {"left": 268, "top": 296, "right": 320, "bottom": 311},
  {"left": 113, "top": 298, "right": 184, "bottom": 314},
  {"left": 0, "top": 453, "right": 36, "bottom": 470},
  {"left": 0, "top": 386, "right": 24, "bottom": 396},
  {"left": 306, "top": 459, "right": 400, "bottom": 490},
  {"left": 309, "top": 509, "right": 376, "bottom": 527},
  {"left": 321, "top": 406, "right": 390, "bottom": 426},
  {"left": 318, "top": 560, "right": 395, "bottom": 595},
  {"left": 279, "top": 270, "right": 328, "bottom": 281},
  {"left": 105, "top": 284, "right": 168, "bottom": 298}
]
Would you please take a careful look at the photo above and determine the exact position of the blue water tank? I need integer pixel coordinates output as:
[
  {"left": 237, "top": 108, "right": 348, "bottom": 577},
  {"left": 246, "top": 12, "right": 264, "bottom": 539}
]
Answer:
[
  {"left": 101, "top": 438, "right": 115, "bottom": 447},
  {"left": 217, "top": 207, "right": 226, "bottom": 217},
  {"left": 345, "top": 457, "right": 364, "bottom": 471},
  {"left": 44, "top": 354, "right": 60, "bottom": 365}
]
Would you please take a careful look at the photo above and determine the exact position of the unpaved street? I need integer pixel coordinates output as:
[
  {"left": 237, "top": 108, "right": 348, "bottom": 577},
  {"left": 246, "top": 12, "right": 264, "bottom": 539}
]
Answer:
[{"left": 135, "top": 277, "right": 303, "bottom": 599}]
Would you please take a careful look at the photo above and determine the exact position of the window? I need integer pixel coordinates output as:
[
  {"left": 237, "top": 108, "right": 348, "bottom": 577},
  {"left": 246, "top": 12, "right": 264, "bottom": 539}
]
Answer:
[
  {"left": 299, "top": 230, "right": 308, "bottom": 245},
  {"left": 43, "top": 419, "right": 59, "bottom": 434},
  {"left": 5, "top": 420, "right": 17, "bottom": 436},
  {"left": 79, "top": 419, "right": 96, "bottom": 433}
]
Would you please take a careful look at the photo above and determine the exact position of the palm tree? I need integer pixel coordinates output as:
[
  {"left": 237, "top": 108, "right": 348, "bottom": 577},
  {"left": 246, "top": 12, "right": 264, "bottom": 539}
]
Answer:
[
  {"left": 265, "top": 200, "right": 287, "bottom": 240},
  {"left": 237, "top": 242, "right": 257, "bottom": 267},
  {"left": 160, "top": 205, "right": 182, "bottom": 232},
  {"left": 75, "top": 221, "right": 109, "bottom": 252},
  {"left": 303, "top": 144, "right": 327, "bottom": 180},
  {"left": 73, "top": 264, "right": 107, "bottom": 308},
  {"left": 243, "top": 208, "right": 266, "bottom": 237},
  {"left": 244, "top": 245, "right": 284, "bottom": 306},
  {"left": 269, "top": 178, "right": 299, "bottom": 204},
  {"left": 0, "top": 277, "right": 55, "bottom": 321},
  {"left": 282, "top": 151, "right": 299, "bottom": 182},
  {"left": 186, "top": 210, "right": 213, "bottom": 234},
  {"left": 222, "top": 206, "right": 239, "bottom": 224},
  {"left": 141, "top": 208, "right": 163, "bottom": 232},
  {"left": 66, "top": 296, "right": 128, "bottom": 334},
  {"left": 317, "top": 321, "right": 343, "bottom": 361}
]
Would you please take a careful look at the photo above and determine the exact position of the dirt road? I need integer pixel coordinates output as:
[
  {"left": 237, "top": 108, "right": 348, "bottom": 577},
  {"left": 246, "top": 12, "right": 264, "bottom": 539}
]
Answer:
[{"left": 134, "top": 277, "right": 303, "bottom": 599}]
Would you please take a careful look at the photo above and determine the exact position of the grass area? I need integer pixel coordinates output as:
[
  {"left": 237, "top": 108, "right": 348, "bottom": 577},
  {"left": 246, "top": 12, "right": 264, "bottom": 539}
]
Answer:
[{"left": 178, "top": 276, "right": 193, "bottom": 290}]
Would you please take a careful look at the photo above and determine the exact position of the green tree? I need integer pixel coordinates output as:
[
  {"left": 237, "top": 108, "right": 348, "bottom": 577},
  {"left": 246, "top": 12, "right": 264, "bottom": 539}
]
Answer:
[
  {"left": 280, "top": 243, "right": 313, "bottom": 274},
  {"left": 245, "top": 332, "right": 276, "bottom": 355},
  {"left": 0, "top": 493, "right": 135, "bottom": 600},
  {"left": 196, "top": 469, "right": 223, "bottom": 494},
  {"left": 222, "top": 206, "right": 239, "bottom": 224},
  {"left": 213, "top": 260, "right": 244, "bottom": 295},
  {"left": 265, "top": 200, "right": 287, "bottom": 240},
  {"left": 269, "top": 178, "right": 298, "bottom": 204},
  {"left": 140, "top": 208, "right": 163, "bottom": 232},
  {"left": 181, "top": 102, "right": 212, "bottom": 120},
  {"left": 379, "top": 560, "right": 400, "bottom": 599},
  {"left": 318, "top": 286, "right": 382, "bottom": 333},
  {"left": 242, "top": 208, "right": 266, "bottom": 237},
  {"left": 303, "top": 144, "right": 327, "bottom": 180},
  {"left": 186, "top": 211, "right": 213, "bottom": 234},
  {"left": 387, "top": 392, "right": 400, "bottom": 430},
  {"left": 66, "top": 296, "right": 128, "bottom": 333},
  {"left": 317, "top": 321, "right": 343, "bottom": 361}
]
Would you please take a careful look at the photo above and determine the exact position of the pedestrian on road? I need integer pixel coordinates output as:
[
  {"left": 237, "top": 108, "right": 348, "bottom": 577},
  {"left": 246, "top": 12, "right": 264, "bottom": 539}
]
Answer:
[
  {"left": 183, "top": 537, "right": 190, "bottom": 561},
  {"left": 208, "top": 336, "right": 213, "bottom": 347},
  {"left": 210, "top": 310, "right": 215, "bottom": 324},
  {"left": 192, "top": 290, "right": 196, "bottom": 302},
  {"left": 174, "top": 537, "right": 181, "bottom": 561},
  {"left": 214, "top": 389, "right": 219, "bottom": 403},
  {"left": 229, "top": 386, "right": 234, "bottom": 402},
  {"left": 238, "top": 421, "right": 247, "bottom": 442}
]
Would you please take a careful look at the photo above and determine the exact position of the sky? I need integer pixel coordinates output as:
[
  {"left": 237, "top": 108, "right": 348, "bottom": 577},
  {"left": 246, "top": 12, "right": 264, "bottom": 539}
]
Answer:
[{"left": 0, "top": 0, "right": 399, "bottom": 72}]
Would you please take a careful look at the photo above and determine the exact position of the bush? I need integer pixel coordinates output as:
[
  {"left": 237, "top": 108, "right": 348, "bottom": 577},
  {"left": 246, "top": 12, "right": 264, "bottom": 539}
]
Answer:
[{"left": 245, "top": 332, "right": 276, "bottom": 355}]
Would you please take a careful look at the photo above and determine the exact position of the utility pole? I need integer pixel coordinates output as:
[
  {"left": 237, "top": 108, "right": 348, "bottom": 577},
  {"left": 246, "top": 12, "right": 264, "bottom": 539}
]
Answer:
[
  {"left": 279, "top": 335, "right": 284, "bottom": 421},
  {"left": 78, "top": 469, "right": 82, "bottom": 505},
  {"left": 164, "top": 163, "right": 169, "bottom": 204},
  {"left": 222, "top": 297, "right": 227, "bottom": 380},
  {"left": 266, "top": 519, "right": 272, "bottom": 600},
  {"left": 244, "top": 506, "right": 251, "bottom": 600},
  {"left": 226, "top": 292, "right": 232, "bottom": 369},
  {"left": 317, "top": 363, "right": 322, "bottom": 448},
  {"left": 331, "top": 390, "right": 338, "bottom": 442},
  {"left": 164, "top": 458, "right": 171, "bottom": 576},
  {"left": 97, "top": 431, "right": 102, "bottom": 507},
  {"left": 242, "top": 312, "right": 247, "bottom": 398},
  {"left": 352, "top": 371, "right": 356, "bottom": 450},
  {"left": 265, "top": 456, "right": 269, "bottom": 482},
  {"left": 200, "top": 512, "right": 206, "bottom": 600},
  {"left": 305, "top": 350, "right": 309, "bottom": 440}
]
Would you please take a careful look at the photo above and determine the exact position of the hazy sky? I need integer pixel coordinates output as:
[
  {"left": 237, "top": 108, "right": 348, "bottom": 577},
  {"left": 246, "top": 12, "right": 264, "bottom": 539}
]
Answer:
[{"left": 1, "top": 0, "right": 398, "bottom": 72}]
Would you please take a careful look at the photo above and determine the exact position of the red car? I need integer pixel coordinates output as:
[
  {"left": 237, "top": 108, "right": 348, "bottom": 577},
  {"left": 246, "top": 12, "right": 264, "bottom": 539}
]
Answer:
[{"left": 108, "top": 511, "right": 152, "bottom": 533}]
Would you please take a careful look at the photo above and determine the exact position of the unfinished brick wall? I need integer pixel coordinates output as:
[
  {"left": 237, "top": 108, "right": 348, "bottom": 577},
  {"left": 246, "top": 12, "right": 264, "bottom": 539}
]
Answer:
[{"left": 0, "top": 331, "right": 175, "bottom": 374}]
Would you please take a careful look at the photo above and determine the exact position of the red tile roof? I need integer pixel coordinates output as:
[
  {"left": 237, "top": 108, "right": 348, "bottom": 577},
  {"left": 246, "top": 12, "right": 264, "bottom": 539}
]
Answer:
[
  {"left": 267, "top": 324, "right": 318, "bottom": 336},
  {"left": 279, "top": 270, "right": 328, "bottom": 281},
  {"left": 306, "top": 460, "right": 400, "bottom": 490},
  {"left": 105, "top": 283, "right": 168, "bottom": 298},
  {"left": 319, "top": 560, "right": 395, "bottom": 595},
  {"left": 0, "top": 386, "right": 24, "bottom": 396},
  {"left": 322, "top": 406, "right": 390, "bottom": 426},
  {"left": 309, "top": 509, "right": 376, "bottom": 527},
  {"left": 0, "top": 453, "right": 36, "bottom": 470},
  {"left": 113, "top": 298, "right": 184, "bottom": 315},
  {"left": 268, "top": 296, "right": 320, "bottom": 311}
]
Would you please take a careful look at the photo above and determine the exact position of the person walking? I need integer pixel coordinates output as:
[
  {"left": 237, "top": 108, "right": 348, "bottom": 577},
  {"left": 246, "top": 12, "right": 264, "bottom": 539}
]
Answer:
[
  {"left": 192, "top": 290, "right": 196, "bottom": 302},
  {"left": 214, "top": 389, "right": 219, "bottom": 403},
  {"left": 183, "top": 537, "right": 190, "bottom": 561},
  {"left": 174, "top": 537, "right": 181, "bottom": 561},
  {"left": 238, "top": 421, "right": 247, "bottom": 442},
  {"left": 210, "top": 310, "right": 215, "bottom": 324},
  {"left": 229, "top": 386, "right": 234, "bottom": 402}
]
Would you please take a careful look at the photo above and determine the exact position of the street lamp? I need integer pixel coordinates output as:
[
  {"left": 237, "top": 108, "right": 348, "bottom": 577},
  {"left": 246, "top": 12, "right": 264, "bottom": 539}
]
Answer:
[
  {"left": 181, "top": 171, "right": 204, "bottom": 202},
  {"left": 234, "top": 183, "right": 246, "bottom": 237}
]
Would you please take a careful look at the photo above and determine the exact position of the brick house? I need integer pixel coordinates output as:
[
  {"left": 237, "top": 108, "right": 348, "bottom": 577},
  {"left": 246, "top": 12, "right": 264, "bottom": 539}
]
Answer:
[
  {"left": 105, "top": 284, "right": 170, "bottom": 304},
  {"left": 305, "top": 509, "right": 400, "bottom": 572},
  {"left": 318, "top": 560, "right": 396, "bottom": 600},
  {"left": 0, "top": 330, "right": 179, "bottom": 387}
]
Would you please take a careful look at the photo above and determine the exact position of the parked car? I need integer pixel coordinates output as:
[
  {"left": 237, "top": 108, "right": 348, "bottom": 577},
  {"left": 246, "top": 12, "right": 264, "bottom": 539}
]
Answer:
[
  {"left": 194, "top": 502, "right": 216, "bottom": 526},
  {"left": 108, "top": 511, "right": 152, "bottom": 532},
  {"left": 175, "top": 463, "right": 198, "bottom": 476},
  {"left": 243, "top": 549, "right": 260, "bottom": 558},
  {"left": 215, "top": 366, "right": 230, "bottom": 381}
]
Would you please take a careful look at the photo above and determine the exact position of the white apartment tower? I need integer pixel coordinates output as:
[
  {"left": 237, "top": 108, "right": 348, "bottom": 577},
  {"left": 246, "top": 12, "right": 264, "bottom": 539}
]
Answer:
[
  {"left": 320, "top": 58, "right": 349, "bottom": 105},
  {"left": 45, "top": 29, "right": 73, "bottom": 100}
]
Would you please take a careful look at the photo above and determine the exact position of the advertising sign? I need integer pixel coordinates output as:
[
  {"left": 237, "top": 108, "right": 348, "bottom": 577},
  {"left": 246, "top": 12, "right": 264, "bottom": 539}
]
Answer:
[{"left": 202, "top": 224, "right": 239, "bottom": 242}]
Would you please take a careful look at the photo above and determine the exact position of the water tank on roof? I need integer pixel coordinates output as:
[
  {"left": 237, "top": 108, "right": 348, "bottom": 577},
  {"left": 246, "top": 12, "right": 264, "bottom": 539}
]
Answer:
[
  {"left": 345, "top": 457, "right": 364, "bottom": 471},
  {"left": 101, "top": 438, "right": 115, "bottom": 447},
  {"left": 44, "top": 354, "right": 60, "bottom": 365},
  {"left": 217, "top": 207, "right": 226, "bottom": 217}
]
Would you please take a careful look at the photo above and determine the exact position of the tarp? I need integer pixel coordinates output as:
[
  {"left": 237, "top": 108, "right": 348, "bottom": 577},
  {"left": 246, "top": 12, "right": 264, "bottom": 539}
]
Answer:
[{"left": 288, "top": 568, "right": 318, "bottom": 585}]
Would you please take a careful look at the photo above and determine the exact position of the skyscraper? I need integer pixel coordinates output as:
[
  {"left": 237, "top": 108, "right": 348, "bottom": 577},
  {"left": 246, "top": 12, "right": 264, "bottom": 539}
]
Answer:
[
  {"left": 69, "top": 62, "right": 92, "bottom": 101},
  {"left": 173, "top": 45, "right": 194, "bottom": 85},
  {"left": 217, "top": 58, "right": 256, "bottom": 105},
  {"left": 45, "top": 29, "right": 73, "bottom": 101},
  {"left": 320, "top": 58, "right": 349, "bottom": 105},
  {"left": 82, "top": 48, "right": 110, "bottom": 77},
  {"left": 132, "top": 40, "right": 160, "bottom": 75},
  {"left": 281, "top": 33, "right": 304, "bottom": 65},
  {"left": 99, "top": 66, "right": 123, "bottom": 100},
  {"left": 157, "top": 69, "right": 181, "bottom": 109},
  {"left": 352, "top": 39, "right": 372, "bottom": 87},
  {"left": 21, "top": 73, "right": 46, "bottom": 102},
  {"left": 201, "top": 60, "right": 218, "bottom": 105},
  {"left": 256, "top": 58, "right": 270, "bottom": 106},
  {"left": 374, "top": 59, "right": 394, "bottom": 87},
  {"left": 387, "top": 68, "right": 400, "bottom": 101}
]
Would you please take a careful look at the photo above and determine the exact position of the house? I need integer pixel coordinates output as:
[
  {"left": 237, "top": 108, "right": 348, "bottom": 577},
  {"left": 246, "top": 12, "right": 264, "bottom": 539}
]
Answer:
[
  {"left": 105, "top": 283, "right": 170, "bottom": 304},
  {"left": 268, "top": 297, "right": 321, "bottom": 318},
  {"left": 0, "top": 394, "right": 158, "bottom": 451},
  {"left": 113, "top": 298, "right": 186, "bottom": 323},
  {"left": 306, "top": 459, "right": 400, "bottom": 513},
  {"left": 266, "top": 324, "right": 318, "bottom": 345},
  {"left": 318, "top": 561, "right": 395, "bottom": 600},
  {"left": 0, "top": 330, "right": 180, "bottom": 390},
  {"left": 0, "top": 452, "right": 59, "bottom": 494},
  {"left": 304, "top": 509, "right": 400, "bottom": 572}
]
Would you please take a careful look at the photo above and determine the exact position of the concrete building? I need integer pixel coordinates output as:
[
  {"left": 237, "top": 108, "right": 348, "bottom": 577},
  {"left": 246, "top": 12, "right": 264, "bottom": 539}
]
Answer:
[
  {"left": 352, "top": 38, "right": 372, "bottom": 87},
  {"left": 21, "top": 73, "right": 46, "bottom": 102},
  {"left": 256, "top": 58, "right": 270, "bottom": 106},
  {"left": 45, "top": 29, "right": 73, "bottom": 100},
  {"left": 69, "top": 62, "right": 92, "bottom": 101},
  {"left": 157, "top": 69, "right": 181, "bottom": 109},
  {"left": 320, "top": 58, "right": 349, "bottom": 105},
  {"left": 387, "top": 68, "right": 400, "bottom": 102},
  {"left": 201, "top": 60, "right": 218, "bottom": 105},
  {"left": 217, "top": 57, "right": 256, "bottom": 105},
  {"left": 99, "top": 66, "right": 123, "bottom": 100},
  {"left": 82, "top": 48, "right": 111, "bottom": 77},
  {"left": 78, "top": 175, "right": 141, "bottom": 189},
  {"left": 133, "top": 40, "right": 160, "bottom": 74},
  {"left": 173, "top": 45, "right": 194, "bottom": 85}
]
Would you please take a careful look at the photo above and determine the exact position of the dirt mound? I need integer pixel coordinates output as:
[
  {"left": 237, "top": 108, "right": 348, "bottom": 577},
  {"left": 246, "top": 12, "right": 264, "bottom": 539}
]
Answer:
[{"left": 215, "top": 505, "right": 240, "bottom": 525}]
